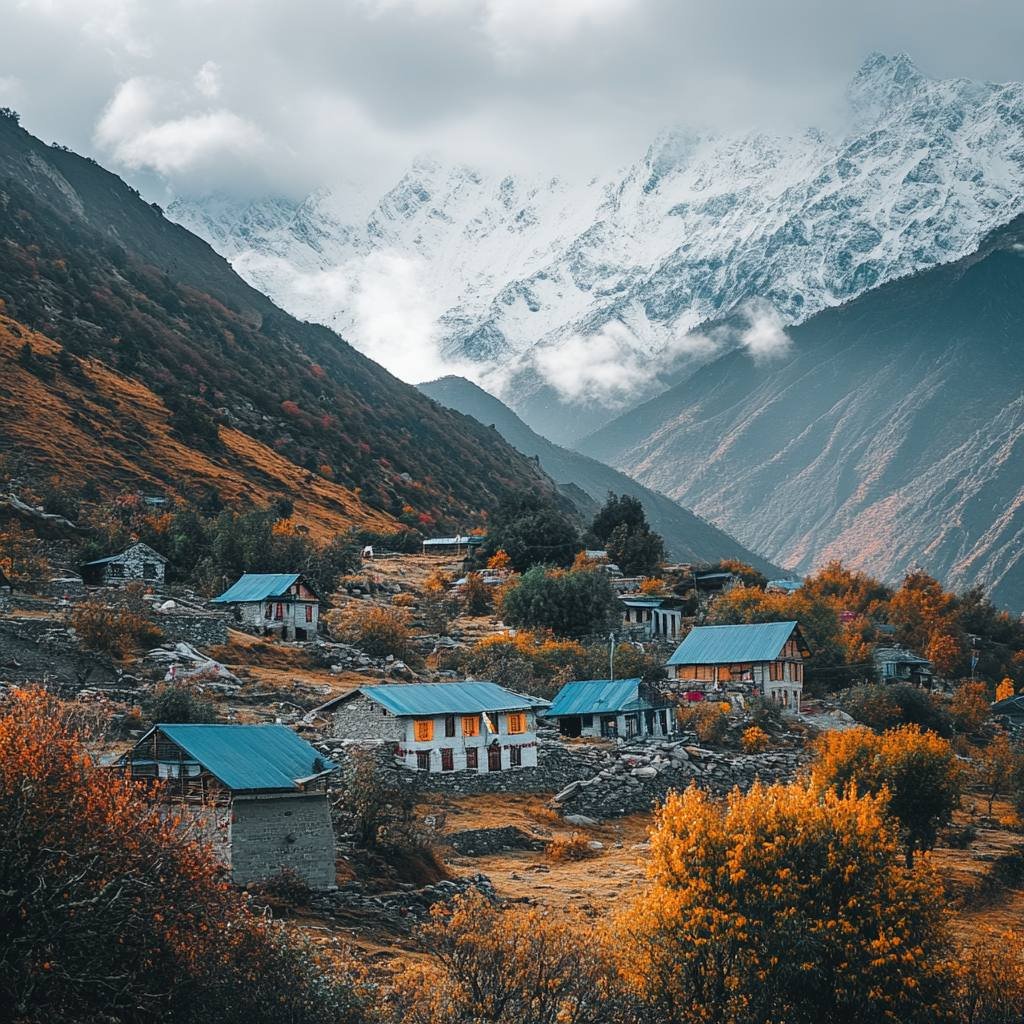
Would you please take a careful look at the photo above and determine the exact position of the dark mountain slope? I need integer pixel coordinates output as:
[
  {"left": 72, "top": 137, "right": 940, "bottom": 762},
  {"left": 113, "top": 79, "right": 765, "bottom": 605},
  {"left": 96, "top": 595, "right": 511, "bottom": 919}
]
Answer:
[
  {"left": 417, "top": 375, "right": 778, "bottom": 573},
  {"left": 0, "top": 112, "right": 555, "bottom": 528},
  {"left": 580, "top": 215, "right": 1024, "bottom": 608}
]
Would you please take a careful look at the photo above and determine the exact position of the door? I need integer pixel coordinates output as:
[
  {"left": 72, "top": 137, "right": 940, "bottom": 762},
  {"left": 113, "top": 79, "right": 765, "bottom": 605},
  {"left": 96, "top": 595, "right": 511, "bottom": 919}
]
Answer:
[
  {"left": 440, "top": 748, "right": 454, "bottom": 772},
  {"left": 487, "top": 743, "right": 502, "bottom": 772},
  {"left": 416, "top": 750, "right": 430, "bottom": 771},
  {"left": 600, "top": 716, "right": 618, "bottom": 738},
  {"left": 559, "top": 716, "right": 582, "bottom": 738},
  {"left": 466, "top": 747, "right": 479, "bottom": 770}
]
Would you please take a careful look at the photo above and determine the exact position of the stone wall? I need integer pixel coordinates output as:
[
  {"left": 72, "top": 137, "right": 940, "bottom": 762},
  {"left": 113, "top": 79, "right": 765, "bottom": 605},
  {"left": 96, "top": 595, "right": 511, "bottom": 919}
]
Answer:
[
  {"left": 330, "top": 694, "right": 405, "bottom": 742},
  {"left": 320, "top": 731, "right": 807, "bottom": 818},
  {"left": 156, "top": 612, "right": 229, "bottom": 647},
  {"left": 230, "top": 793, "right": 336, "bottom": 891}
]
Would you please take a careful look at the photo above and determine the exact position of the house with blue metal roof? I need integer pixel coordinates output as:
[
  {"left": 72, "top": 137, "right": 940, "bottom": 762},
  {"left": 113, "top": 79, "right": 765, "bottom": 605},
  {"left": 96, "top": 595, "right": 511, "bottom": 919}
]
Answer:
[
  {"left": 543, "top": 678, "right": 674, "bottom": 739},
  {"left": 667, "top": 621, "right": 810, "bottom": 711},
  {"left": 318, "top": 681, "right": 548, "bottom": 774},
  {"left": 122, "top": 723, "right": 337, "bottom": 889},
  {"left": 421, "top": 535, "right": 485, "bottom": 557},
  {"left": 211, "top": 572, "right": 320, "bottom": 640}
]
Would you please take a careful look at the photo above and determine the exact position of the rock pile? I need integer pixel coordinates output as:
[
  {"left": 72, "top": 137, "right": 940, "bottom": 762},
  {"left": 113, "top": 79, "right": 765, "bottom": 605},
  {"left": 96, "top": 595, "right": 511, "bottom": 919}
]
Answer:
[
  {"left": 447, "top": 827, "right": 547, "bottom": 857},
  {"left": 308, "top": 873, "right": 496, "bottom": 929},
  {"left": 552, "top": 738, "right": 809, "bottom": 820}
]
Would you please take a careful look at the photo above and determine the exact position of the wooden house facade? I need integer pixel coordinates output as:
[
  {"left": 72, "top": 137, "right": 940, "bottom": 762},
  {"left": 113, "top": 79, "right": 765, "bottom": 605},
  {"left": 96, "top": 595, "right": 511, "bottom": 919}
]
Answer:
[{"left": 667, "top": 621, "right": 810, "bottom": 710}]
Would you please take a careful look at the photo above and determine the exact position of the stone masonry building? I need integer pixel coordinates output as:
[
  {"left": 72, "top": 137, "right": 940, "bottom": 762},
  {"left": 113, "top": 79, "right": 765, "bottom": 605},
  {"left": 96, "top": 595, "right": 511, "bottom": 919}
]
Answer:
[
  {"left": 211, "top": 572, "right": 320, "bottom": 641},
  {"left": 81, "top": 542, "right": 168, "bottom": 587},
  {"left": 318, "top": 681, "right": 549, "bottom": 774},
  {"left": 121, "top": 723, "right": 337, "bottom": 890}
]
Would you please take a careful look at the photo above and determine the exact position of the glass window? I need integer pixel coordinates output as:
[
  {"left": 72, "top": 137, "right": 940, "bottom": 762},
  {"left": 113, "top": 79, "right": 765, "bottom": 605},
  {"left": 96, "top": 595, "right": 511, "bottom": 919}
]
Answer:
[
  {"left": 416, "top": 750, "right": 430, "bottom": 771},
  {"left": 305, "top": 605, "right": 313, "bottom": 622},
  {"left": 444, "top": 715, "right": 456, "bottom": 737},
  {"left": 461, "top": 715, "right": 480, "bottom": 737},
  {"left": 506, "top": 712, "right": 526, "bottom": 735},
  {"left": 466, "top": 747, "right": 478, "bottom": 769},
  {"left": 413, "top": 720, "right": 434, "bottom": 742},
  {"left": 510, "top": 745, "right": 522, "bottom": 767},
  {"left": 142, "top": 562, "right": 157, "bottom": 580},
  {"left": 440, "top": 748, "right": 454, "bottom": 772}
]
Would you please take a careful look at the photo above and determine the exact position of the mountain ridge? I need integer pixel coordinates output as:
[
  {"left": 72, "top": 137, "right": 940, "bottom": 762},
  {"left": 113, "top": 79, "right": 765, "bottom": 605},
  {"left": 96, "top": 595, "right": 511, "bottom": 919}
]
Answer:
[
  {"left": 579, "top": 212, "right": 1024, "bottom": 609},
  {"left": 416, "top": 374, "right": 779, "bottom": 574},
  {"left": 170, "top": 52, "right": 1024, "bottom": 442},
  {"left": 0, "top": 113, "right": 558, "bottom": 531}
]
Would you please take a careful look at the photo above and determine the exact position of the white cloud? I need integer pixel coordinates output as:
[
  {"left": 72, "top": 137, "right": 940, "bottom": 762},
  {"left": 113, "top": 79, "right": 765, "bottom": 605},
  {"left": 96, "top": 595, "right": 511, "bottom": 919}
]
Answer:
[
  {"left": 532, "top": 320, "right": 719, "bottom": 405},
  {"left": 94, "top": 76, "right": 266, "bottom": 178},
  {"left": 194, "top": 61, "right": 222, "bottom": 99},
  {"left": 738, "top": 298, "right": 793, "bottom": 361},
  {"left": 20, "top": 0, "right": 151, "bottom": 56}
]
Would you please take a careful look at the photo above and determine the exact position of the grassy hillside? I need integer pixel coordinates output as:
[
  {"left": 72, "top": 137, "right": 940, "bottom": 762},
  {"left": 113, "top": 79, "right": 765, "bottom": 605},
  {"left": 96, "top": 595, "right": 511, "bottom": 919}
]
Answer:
[{"left": 0, "top": 111, "right": 555, "bottom": 531}]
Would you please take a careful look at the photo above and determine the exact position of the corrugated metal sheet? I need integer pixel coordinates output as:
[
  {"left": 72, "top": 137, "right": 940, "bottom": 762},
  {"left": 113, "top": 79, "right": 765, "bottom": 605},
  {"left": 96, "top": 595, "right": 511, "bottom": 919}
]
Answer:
[
  {"left": 667, "top": 622, "right": 800, "bottom": 665},
  {"left": 211, "top": 573, "right": 302, "bottom": 603},
  {"left": 422, "top": 536, "right": 484, "bottom": 547},
  {"left": 360, "top": 681, "right": 547, "bottom": 716},
  {"left": 543, "top": 678, "right": 651, "bottom": 718},
  {"left": 152, "top": 724, "right": 335, "bottom": 791}
]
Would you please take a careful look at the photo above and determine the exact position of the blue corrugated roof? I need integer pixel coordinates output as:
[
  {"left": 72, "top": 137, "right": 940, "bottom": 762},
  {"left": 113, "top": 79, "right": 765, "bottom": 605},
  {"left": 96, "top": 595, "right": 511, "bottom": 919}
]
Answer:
[
  {"left": 767, "top": 579, "right": 803, "bottom": 592},
  {"left": 358, "top": 681, "right": 547, "bottom": 716},
  {"left": 667, "top": 621, "right": 800, "bottom": 665},
  {"left": 543, "top": 678, "right": 656, "bottom": 718},
  {"left": 148, "top": 724, "right": 335, "bottom": 791},
  {"left": 211, "top": 573, "right": 303, "bottom": 603},
  {"left": 422, "top": 536, "right": 484, "bottom": 546}
]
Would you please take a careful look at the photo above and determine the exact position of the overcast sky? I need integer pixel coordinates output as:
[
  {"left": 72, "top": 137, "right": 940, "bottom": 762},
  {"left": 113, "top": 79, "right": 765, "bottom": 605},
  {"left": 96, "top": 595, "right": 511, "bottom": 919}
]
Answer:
[{"left": 3, "top": 0, "right": 1024, "bottom": 201}]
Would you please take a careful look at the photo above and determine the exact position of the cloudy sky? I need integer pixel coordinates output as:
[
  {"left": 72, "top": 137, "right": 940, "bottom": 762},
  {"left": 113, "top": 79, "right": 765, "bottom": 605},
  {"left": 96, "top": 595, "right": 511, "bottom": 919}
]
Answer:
[{"left": 4, "top": 0, "right": 1024, "bottom": 201}]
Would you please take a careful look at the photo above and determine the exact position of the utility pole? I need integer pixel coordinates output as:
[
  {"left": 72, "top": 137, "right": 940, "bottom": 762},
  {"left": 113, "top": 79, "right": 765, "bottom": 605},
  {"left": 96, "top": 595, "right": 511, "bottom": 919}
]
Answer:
[{"left": 609, "top": 632, "right": 617, "bottom": 682}]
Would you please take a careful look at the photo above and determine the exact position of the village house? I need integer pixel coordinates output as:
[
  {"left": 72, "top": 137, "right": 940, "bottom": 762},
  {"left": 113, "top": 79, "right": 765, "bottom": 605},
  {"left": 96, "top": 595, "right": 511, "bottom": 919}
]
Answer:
[
  {"left": 421, "top": 535, "right": 485, "bottom": 558},
  {"left": 319, "top": 681, "right": 548, "bottom": 773},
  {"left": 211, "top": 572, "right": 320, "bottom": 640},
  {"left": 121, "top": 723, "right": 337, "bottom": 890},
  {"left": 81, "top": 541, "right": 168, "bottom": 587},
  {"left": 873, "top": 645, "right": 935, "bottom": 687},
  {"left": 667, "top": 621, "right": 810, "bottom": 711},
  {"left": 619, "top": 595, "right": 685, "bottom": 639},
  {"left": 543, "top": 678, "right": 674, "bottom": 739}
]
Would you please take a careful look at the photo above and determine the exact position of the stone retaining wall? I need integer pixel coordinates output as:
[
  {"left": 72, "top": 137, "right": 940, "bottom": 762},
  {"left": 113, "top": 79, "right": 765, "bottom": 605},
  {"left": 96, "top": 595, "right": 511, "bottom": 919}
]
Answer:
[{"left": 156, "top": 612, "right": 229, "bottom": 647}]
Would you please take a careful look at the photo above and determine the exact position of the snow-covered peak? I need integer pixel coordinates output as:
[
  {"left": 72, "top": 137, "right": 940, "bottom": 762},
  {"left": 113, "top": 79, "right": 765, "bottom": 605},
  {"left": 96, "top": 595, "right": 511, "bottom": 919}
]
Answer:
[{"left": 168, "top": 54, "right": 1024, "bottom": 439}]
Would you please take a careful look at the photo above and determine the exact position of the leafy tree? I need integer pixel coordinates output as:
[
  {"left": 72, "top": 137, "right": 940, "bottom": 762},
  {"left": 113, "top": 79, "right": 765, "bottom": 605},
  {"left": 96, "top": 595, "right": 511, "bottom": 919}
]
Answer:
[
  {"left": 973, "top": 733, "right": 1023, "bottom": 817},
  {"left": 950, "top": 681, "right": 991, "bottom": 735},
  {"left": 142, "top": 683, "right": 217, "bottom": 724},
  {"left": 499, "top": 567, "right": 618, "bottom": 638},
  {"left": 591, "top": 494, "right": 665, "bottom": 576},
  {"left": 485, "top": 549, "right": 512, "bottom": 571},
  {"left": 619, "top": 781, "right": 953, "bottom": 1024},
  {"left": 0, "top": 688, "right": 366, "bottom": 1024},
  {"left": 483, "top": 494, "right": 579, "bottom": 571},
  {"left": 843, "top": 682, "right": 953, "bottom": 736},
  {"left": 0, "top": 522, "right": 50, "bottom": 586},
  {"left": 70, "top": 601, "right": 163, "bottom": 658},
  {"left": 811, "top": 725, "right": 962, "bottom": 865},
  {"left": 716, "top": 558, "right": 768, "bottom": 590}
]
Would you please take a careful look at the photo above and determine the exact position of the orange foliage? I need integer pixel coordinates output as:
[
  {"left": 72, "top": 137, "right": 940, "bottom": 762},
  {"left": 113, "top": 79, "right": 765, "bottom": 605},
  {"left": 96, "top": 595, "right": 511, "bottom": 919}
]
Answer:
[
  {"left": 950, "top": 681, "right": 991, "bottom": 734},
  {"left": 486, "top": 548, "right": 512, "bottom": 571},
  {"left": 547, "top": 832, "right": 599, "bottom": 861},
  {"left": 741, "top": 725, "right": 770, "bottom": 753},
  {"left": 638, "top": 577, "right": 667, "bottom": 595},
  {"left": 997, "top": 676, "right": 1016, "bottom": 702},
  {"left": 811, "top": 725, "right": 962, "bottom": 864},
  {"left": 0, "top": 688, "right": 364, "bottom": 1024},
  {"left": 619, "top": 781, "right": 954, "bottom": 1024}
]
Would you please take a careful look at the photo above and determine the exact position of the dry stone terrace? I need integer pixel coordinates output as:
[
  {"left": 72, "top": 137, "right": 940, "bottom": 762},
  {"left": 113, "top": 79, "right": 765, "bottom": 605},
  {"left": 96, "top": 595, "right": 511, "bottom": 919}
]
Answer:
[{"left": 318, "top": 728, "right": 809, "bottom": 819}]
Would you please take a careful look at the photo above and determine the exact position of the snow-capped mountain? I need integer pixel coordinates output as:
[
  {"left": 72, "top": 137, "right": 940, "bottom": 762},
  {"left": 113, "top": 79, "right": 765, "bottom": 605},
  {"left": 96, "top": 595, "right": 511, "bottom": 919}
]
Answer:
[{"left": 169, "top": 53, "right": 1024, "bottom": 442}]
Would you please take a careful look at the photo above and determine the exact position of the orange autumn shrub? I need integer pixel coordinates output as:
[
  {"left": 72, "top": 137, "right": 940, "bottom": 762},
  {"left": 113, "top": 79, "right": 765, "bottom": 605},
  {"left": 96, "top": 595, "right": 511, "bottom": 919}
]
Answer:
[
  {"left": 392, "top": 592, "right": 416, "bottom": 608},
  {"left": 740, "top": 725, "right": 770, "bottom": 753},
  {"left": 997, "top": 677, "right": 1016, "bottom": 702},
  {"left": 618, "top": 782, "right": 955, "bottom": 1024},
  {"left": 387, "top": 890, "right": 629, "bottom": 1024},
  {"left": 547, "top": 832, "right": 598, "bottom": 862},
  {"left": 330, "top": 603, "right": 411, "bottom": 658},
  {"left": 71, "top": 600, "right": 163, "bottom": 657},
  {"left": 485, "top": 549, "right": 512, "bottom": 571},
  {"left": 0, "top": 688, "right": 365, "bottom": 1024},
  {"left": 811, "top": 725, "right": 962, "bottom": 864},
  {"left": 676, "top": 701, "right": 729, "bottom": 744},
  {"left": 951, "top": 682, "right": 991, "bottom": 734}
]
